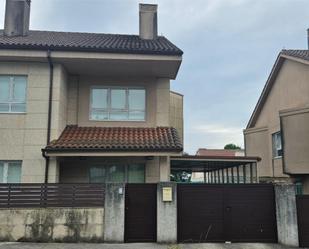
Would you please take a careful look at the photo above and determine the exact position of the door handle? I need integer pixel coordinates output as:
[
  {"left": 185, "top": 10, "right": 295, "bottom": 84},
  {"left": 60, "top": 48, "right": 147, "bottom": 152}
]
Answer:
[{"left": 226, "top": 206, "right": 231, "bottom": 212}]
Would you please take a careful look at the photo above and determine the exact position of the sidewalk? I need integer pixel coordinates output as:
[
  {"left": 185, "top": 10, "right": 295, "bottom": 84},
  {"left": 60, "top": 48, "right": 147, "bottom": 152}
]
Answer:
[{"left": 0, "top": 243, "right": 301, "bottom": 249}]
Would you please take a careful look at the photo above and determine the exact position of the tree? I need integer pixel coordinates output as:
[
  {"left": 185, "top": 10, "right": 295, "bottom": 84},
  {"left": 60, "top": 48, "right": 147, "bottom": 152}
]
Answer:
[
  {"left": 224, "top": 143, "right": 241, "bottom": 150},
  {"left": 170, "top": 170, "right": 192, "bottom": 182}
]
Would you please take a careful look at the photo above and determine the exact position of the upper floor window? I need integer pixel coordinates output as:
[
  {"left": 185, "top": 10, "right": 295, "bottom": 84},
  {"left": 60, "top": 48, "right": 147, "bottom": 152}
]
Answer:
[
  {"left": 0, "top": 76, "right": 27, "bottom": 113},
  {"left": 272, "top": 132, "right": 282, "bottom": 158},
  {"left": 90, "top": 87, "right": 146, "bottom": 121},
  {"left": 0, "top": 161, "right": 22, "bottom": 183}
]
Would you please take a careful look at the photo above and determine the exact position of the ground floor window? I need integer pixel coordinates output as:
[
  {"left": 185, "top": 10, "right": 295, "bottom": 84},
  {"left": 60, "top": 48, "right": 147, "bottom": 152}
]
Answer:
[
  {"left": 89, "top": 163, "right": 145, "bottom": 183},
  {"left": 0, "top": 161, "right": 22, "bottom": 183},
  {"left": 295, "top": 179, "right": 303, "bottom": 195}
]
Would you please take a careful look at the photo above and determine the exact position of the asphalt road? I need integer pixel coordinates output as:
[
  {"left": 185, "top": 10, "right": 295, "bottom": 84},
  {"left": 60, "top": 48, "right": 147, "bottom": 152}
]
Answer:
[{"left": 0, "top": 243, "right": 304, "bottom": 249}]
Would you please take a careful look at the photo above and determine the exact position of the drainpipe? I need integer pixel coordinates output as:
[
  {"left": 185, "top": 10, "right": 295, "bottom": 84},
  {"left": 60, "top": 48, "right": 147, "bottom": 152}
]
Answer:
[{"left": 44, "top": 50, "right": 54, "bottom": 183}]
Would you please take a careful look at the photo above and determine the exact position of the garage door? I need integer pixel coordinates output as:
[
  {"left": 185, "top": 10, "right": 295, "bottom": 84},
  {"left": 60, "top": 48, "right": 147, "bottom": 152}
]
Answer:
[{"left": 177, "top": 184, "right": 277, "bottom": 243}]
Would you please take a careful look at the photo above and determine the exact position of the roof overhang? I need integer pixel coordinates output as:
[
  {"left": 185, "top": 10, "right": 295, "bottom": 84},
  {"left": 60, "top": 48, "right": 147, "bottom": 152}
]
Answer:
[
  {"left": 43, "top": 125, "right": 183, "bottom": 157},
  {"left": 43, "top": 150, "right": 182, "bottom": 157},
  {"left": 246, "top": 52, "right": 309, "bottom": 129},
  {"left": 171, "top": 155, "right": 260, "bottom": 172},
  {"left": 0, "top": 49, "right": 182, "bottom": 79}
]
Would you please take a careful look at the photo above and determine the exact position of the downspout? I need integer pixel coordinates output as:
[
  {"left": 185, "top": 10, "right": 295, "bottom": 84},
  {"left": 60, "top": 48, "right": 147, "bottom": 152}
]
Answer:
[{"left": 43, "top": 49, "right": 54, "bottom": 183}]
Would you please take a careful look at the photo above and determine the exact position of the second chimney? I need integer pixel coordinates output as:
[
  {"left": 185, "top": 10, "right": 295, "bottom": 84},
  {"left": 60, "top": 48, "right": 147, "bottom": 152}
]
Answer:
[
  {"left": 139, "top": 4, "right": 158, "bottom": 40},
  {"left": 4, "top": 0, "right": 31, "bottom": 37}
]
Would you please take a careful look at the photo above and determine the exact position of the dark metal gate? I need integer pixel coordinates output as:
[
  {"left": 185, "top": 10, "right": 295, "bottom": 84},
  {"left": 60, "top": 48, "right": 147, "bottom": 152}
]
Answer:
[
  {"left": 125, "top": 184, "right": 157, "bottom": 242},
  {"left": 296, "top": 195, "right": 309, "bottom": 247},
  {"left": 177, "top": 184, "right": 277, "bottom": 243}
]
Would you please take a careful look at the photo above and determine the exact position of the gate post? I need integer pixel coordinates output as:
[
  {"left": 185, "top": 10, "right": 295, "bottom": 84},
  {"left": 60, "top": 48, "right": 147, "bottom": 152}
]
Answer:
[
  {"left": 104, "top": 183, "right": 125, "bottom": 242},
  {"left": 274, "top": 184, "right": 299, "bottom": 247},
  {"left": 157, "top": 182, "right": 177, "bottom": 243}
]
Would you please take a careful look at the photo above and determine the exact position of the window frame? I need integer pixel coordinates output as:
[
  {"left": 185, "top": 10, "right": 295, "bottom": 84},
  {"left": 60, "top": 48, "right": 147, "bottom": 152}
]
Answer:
[
  {"left": 272, "top": 131, "right": 283, "bottom": 158},
  {"left": 0, "top": 75, "right": 27, "bottom": 114},
  {"left": 89, "top": 86, "right": 146, "bottom": 122},
  {"left": 0, "top": 160, "right": 22, "bottom": 183},
  {"left": 88, "top": 163, "right": 145, "bottom": 183}
]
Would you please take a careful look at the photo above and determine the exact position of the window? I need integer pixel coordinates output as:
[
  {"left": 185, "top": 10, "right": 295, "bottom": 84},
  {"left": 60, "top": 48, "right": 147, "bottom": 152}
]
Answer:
[
  {"left": 89, "top": 164, "right": 145, "bottom": 183},
  {"left": 128, "top": 164, "right": 145, "bottom": 183},
  {"left": 0, "top": 161, "right": 22, "bottom": 183},
  {"left": 272, "top": 132, "right": 283, "bottom": 158},
  {"left": 295, "top": 181, "right": 303, "bottom": 195},
  {"left": 90, "top": 87, "right": 145, "bottom": 121},
  {"left": 0, "top": 76, "right": 27, "bottom": 113}
]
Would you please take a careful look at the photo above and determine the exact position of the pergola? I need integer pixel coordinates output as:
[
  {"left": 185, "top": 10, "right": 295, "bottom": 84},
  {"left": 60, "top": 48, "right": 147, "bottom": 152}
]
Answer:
[{"left": 170, "top": 155, "right": 261, "bottom": 184}]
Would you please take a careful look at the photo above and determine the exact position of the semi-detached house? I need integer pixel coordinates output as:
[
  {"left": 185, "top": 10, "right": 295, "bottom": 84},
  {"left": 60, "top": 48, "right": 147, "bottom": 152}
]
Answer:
[
  {"left": 1, "top": 1, "right": 302, "bottom": 246},
  {"left": 0, "top": 1, "right": 184, "bottom": 184},
  {"left": 244, "top": 47, "right": 309, "bottom": 194}
]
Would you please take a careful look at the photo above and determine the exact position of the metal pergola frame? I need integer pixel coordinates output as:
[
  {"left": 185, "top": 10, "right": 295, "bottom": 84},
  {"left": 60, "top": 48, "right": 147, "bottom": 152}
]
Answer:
[{"left": 171, "top": 155, "right": 261, "bottom": 184}]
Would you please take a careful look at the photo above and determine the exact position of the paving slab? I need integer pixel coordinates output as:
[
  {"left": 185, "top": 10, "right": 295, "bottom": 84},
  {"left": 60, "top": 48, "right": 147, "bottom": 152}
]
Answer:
[{"left": 0, "top": 242, "right": 302, "bottom": 249}]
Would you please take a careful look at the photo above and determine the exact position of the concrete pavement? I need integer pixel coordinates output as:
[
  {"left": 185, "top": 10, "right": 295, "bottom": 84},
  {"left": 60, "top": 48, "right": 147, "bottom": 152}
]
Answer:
[{"left": 0, "top": 243, "right": 303, "bottom": 249}]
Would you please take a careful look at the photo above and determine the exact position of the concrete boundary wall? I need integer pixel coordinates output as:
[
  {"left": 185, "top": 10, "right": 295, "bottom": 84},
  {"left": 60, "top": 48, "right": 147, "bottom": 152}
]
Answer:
[
  {"left": 275, "top": 184, "right": 299, "bottom": 247},
  {"left": 103, "top": 183, "right": 125, "bottom": 242},
  {"left": 0, "top": 208, "right": 104, "bottom": 242},
  {"left": 0, "top": 183, "right": 302, "bottom": 245},
  {"left": 157, "top": 182, "right": 177, "bottom": 243}
]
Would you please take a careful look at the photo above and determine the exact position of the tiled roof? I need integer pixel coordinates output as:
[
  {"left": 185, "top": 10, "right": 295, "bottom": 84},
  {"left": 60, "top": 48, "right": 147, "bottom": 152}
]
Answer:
[
  {"left": 44, "top": 125, "right": 183, "bottom": 153},
  {"left": 281, "top": 49, "right": 309, "bottom": 61},
  {"left": 0, "top": 30, "right": 183, "bottom": 55}
]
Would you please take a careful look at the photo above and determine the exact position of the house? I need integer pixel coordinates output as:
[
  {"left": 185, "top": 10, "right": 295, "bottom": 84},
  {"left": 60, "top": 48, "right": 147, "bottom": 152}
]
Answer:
[
  {"left": 244, "top": 33, "right": 309, "bottom": 194},
  {"left": 0, "top": 0, "right": 184, "bottom": 184},
  {"left": 0, "top": 2, "right": 299, "bottom": 245},
  {"left": 190, "top": 148, "right": 245, "bottom": 181},
  {"left": 196, "top": 148, "right": 245, "bottom": 156}
]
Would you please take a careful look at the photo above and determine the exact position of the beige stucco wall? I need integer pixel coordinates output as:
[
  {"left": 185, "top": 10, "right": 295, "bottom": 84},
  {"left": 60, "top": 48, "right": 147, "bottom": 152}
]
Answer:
[
  {"left": 255, "top": 60, "right": 309, "bottom": 128},
  {"left": 244, "top": 127, "right": 271, "bottom": 178},
  {"left": 0, "top": 61, "right": 174, "bottom": 184},
  {"left": 0, "top": 62, "right": 68, "bottom": 183},
  {"left": 170, "top": 91, "right": 183, "bottom": 144},
  {"left": 0, "top": 208, "right": 104, "bottom": 242},
  {"left": 74, "top": 76, "right": 170, "bottom": 128},
  {"left": 244, "top": 59, "right": 309, "bottom": 180},
  {"left": 280, "top": 107, "right": 309, "bottom": 174}
]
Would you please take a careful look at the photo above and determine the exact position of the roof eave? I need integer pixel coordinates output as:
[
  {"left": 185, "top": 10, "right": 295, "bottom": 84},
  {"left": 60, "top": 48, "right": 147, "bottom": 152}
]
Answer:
[
  {"left": 42, "top": 147, "right": 183, "bottom": 157},
  {"left": 246, "top": 51, "right": 309, "bottom": 129},
  {"left": 171, "top": 155, "right": 261, "bottom": 162},
  {"left": 246, "top": 53, "right": 284, "bottom": 129},
  {"left": 0, "top": 44, "right": 183, "bottom": 56}
]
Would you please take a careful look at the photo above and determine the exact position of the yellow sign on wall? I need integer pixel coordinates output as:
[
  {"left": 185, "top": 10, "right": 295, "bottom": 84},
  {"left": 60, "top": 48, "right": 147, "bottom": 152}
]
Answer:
[{"left": 162, "top": 187, "right": 172, "bottom": 202}]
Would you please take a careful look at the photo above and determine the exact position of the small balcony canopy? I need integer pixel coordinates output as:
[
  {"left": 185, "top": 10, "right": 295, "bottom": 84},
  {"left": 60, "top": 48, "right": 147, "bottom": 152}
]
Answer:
[{"left": 43, "top": 125, "right": 183, "bottom": 157}]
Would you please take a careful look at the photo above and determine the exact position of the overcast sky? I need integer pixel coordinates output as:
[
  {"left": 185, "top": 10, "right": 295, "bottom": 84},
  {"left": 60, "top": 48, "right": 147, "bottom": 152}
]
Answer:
[{"left": 1, "top": 0, "right": 308, "bottom": 154}]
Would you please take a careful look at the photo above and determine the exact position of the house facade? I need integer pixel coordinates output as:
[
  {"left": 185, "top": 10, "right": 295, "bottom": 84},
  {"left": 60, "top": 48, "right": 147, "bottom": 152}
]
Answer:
[
  {"left": 244, "top": 47, "right": 309, "bottom": 194},
  {"left": 0, "top": 1, "right": 183, "bottom": 184}
]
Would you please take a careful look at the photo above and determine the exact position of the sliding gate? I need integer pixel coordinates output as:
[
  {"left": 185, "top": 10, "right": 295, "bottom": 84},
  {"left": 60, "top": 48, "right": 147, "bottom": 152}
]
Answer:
[{"left": 177, "top": 184, "right": 277, "bottom": 243}]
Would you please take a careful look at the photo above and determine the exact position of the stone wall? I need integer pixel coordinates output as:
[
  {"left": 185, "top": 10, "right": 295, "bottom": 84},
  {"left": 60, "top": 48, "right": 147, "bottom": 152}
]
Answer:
[{"left": 0, "top": 208, "right": 104, "bottom": 242}]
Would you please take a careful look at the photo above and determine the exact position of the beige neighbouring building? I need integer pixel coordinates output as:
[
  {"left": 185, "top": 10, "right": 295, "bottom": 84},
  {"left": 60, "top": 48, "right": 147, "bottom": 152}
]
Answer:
[
  {"left": 0, "top": 1, "right": 184, "bottom": 184},
  {"left": 244, "top": 48, "right": 309, "bottom": 194}
]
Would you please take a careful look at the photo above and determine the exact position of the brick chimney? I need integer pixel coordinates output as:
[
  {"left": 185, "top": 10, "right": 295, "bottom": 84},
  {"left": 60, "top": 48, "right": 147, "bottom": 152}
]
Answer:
[
  {"left": 139, "top": 3, "right": 158, "bottom": 40},
  {"left": 4, "top": 0, "right": 31, "bottom": 37}
]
